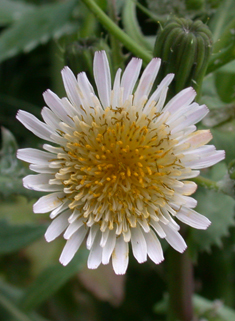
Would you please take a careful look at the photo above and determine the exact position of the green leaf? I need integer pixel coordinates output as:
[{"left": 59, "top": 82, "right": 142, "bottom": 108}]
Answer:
[
  {"left": 211, "top": 124, "right": 235, "bottom": 165},
  {"left": 0, "top": 0, "right": 78, "bottom": 63},
  {"left": 20, "top": 250, "right": 88, "bottom": 311},
  {"left": 190, "top": 164, "right": 235, "bottom": 252},
  {"left": 209, "top": 0, "right": 234, "bottom": 44},
  {"left": 0, "top": 0, "right": 35, "bottom": 26},
  {"left": 0, "top": 127, "right": 41, "bottom": 199},
  {"left": 0, "top": 281, "right": 50, "bottom": 321},
  {"left": 214, "top": 61, "right": 235, "bottom": 103},
  {"left": 154, "top": 293, "right": 235, "bottom": 320},
  {"left": 0, "top": 127, "right": 19, "bottom": 173},
  {"left": 194, "top": 294, "right": 235, "bottom": 321},
  {"left": 0, "top": 175, "right": 42, "bottom": 199},
  {"left": 0, "top": 219, "right": 47, "bottom": 255}
]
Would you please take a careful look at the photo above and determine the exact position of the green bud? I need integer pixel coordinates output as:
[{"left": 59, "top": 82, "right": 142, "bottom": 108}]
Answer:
[
  {"left": 64, "top": 37, "right": 111, "bottom": 80},
  {"left": 154, "top": 18, "right": 212, "bottom": 98}
]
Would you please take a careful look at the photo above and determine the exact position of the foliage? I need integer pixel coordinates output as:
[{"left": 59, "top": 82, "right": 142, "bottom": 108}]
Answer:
[
  {"left": 1, "top": 0, "right": 235, "bottom": 320},
  {"left": 0, "top": 0, "right": 79, "bottom": 63}
]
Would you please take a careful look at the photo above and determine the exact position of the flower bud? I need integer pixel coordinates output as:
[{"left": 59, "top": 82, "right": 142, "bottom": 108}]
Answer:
[
  {"left": 64, "top": 38, "right": 110, "bottom": 80},
  {"left": 154, "top": 18, "right": 212, "bottom": 97}
]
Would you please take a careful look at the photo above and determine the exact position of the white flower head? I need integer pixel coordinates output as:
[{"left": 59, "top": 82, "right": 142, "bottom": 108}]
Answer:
[{"left": 17, "top": 51, "right": 224, "bottom": 274}]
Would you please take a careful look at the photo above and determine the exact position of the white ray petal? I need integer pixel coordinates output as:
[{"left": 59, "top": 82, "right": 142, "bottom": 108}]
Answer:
[
  {"left": 177, "top": 207, "right": 211, "bottom": 230},
  {"left": 133, "top": 58, "right": 161, "bottom": 105},
  {"left": 17, "top": 110, "right": 54, "bottom": 142},
  {"left": 177, "top": 130, "right": 212, "bottom": 150},
  {"left": 77, "top": 72, "right": 95, "bottom": 107},
  {"left": 43, "top": 144, "right": 63, "bottom": 154},
  {"left": 173, "top": 170, "right": 200, "bottom": 180},
  {"left": 184, "top": 150, "right": 225, "bottom": 169},
  {"left": 112, "top": 236, "right": 129, "bottom": 275},
  {"left": 86, "top": 224, "right": 99, "bottom": 250},
  {"left": 171, "top": 105, "right": 209, "bottom": 134},
  {"left": 61, "top": 97, "right": 77, "bottom": 117},
  {"left": 144, "top": 73, "right": 174, "bottom": 113},
  {"left": 130, "top": 225, "right": 147, "bottom": 263},
  {"left": 50, "top": 201, "right": 69, "bottom": 219},
  {"left": 17, "top": 148, "right": 54, "bottom": 164},
  {"left": 23, "top": 174, "right": 62, "bottom": 192},
  {"left": 59, "top": 225, "right": 87, "bottom": 266},
  {"left": 33, "top": 192, "right": 65, "bottom": 214},
  {"left": 102, "top": 229, "right": 116, "bottom": 265},
  {"left": 175, "top": 181, "right": 197, "bottom": 195},
  {"left": 160, "top": 223, "right": 187, "bottom": 253},
  {"left": 164, "top": 87, "right": 196, "bottom": 113},
  {"left": 121, "top": 57, "right": 142, "bottom": 102},
  {"left": 45, "top": 210, "right": 70, "bottom": 242},
  {"left": 111, "top": 68, "right": 122, "bottom": 108},
  {"left": 43, "top": 90, "right": 74, "bottom": 126},
  {"left": 61, "top": 66, "right": 81, "bottom": 108},
  {"left": 144, "top": 230, "right": 164, "bottom": 264},
  {"left": 29, "top": 164, "right": 56, "bottom": 174},
  {"left": 150, "top": 220, "right": 166, "bottom": 238},
  {"left": 87, "top": 232, "right": 103, "bottom": 269},
  {"left": 41, "top": 107, "right": 60, "bottom": 131},
  {"left": 93, "top": 51, "right": 111, "bottom": 108},
  {"left": 63, "top": 217, "right": 85, "bottom": 240},
  {"left": 137, "top": 218, "right": 150, "bottom": 233},
  {"left": 100, "top": 228, "right": 110, "bottom": 248}
]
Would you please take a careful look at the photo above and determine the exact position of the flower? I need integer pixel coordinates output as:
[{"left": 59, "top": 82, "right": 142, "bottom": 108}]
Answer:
[{"left": 17, "top": 51, "right": 224, "bottom": 274}]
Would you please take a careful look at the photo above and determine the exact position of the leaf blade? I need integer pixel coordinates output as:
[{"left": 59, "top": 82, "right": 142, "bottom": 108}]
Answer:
[
  {"left": 0, "top": 0, "right": 78, "bottom": 63},
  {"left": 20, "top": 250, "right": 88, "bottom": 311},
  {"left": 0, "top": 219, "right": 47, "bottom": 255}
]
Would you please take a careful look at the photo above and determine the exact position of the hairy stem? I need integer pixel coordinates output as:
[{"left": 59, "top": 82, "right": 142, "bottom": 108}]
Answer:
[
  {"left": 167, "top": 245, "right": 194, "bottom": 321},
  {"left": 192, "top": 175, "right": 219, "bottom": 192}
]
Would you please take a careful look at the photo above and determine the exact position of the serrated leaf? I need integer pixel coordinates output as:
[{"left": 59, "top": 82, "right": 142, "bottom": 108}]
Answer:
[
  {"left": 0, "top": 0, "right": 35, "bottom": 26},
  {"left": 0, "top": 219, "right": 47, "bottom": 255},
  {"left": 20, "top": 250, "right": 88, "bottom": 311},
  {"left": 0, "top": 127, "right": 19, "bottom": 173},
  {"left": 0, "top": 174, "right": 42, "bottom": 199},
  {"left": 193, "top": 295, "right": 235, "bottom": 321},
  {"left": 154, "top": 293, "right": 235, "bottom": 320},
  {"left": 0, "top": 128, "right": 41, "bottom": 199},
  {"left": 0, "top": 0, "right": 78, "bottom": 63},
  {"left": 190, "top": 187, "right": 235, "bottom": 252},
  {"left": 211, "top": 125, "right": 235, "bottom": 165}
]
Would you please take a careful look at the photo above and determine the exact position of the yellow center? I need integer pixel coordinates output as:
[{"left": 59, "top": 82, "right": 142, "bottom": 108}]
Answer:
[{"left": 55, "top": 106, "right": 183, "bottom": 237}]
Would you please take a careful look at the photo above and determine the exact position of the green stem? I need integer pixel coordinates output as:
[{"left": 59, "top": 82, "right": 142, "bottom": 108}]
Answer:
[
  {"left": 192, "top": 175, "right": 219, "bottom": 192},
  {"left": 81, "top": 0, "right": 152, "bottom": 63},
  {"left": 167, "top": 245, "right": 194, "bottom": 321},
  {"left": 107, "top": 0, "right": 124, "bottom": 71}
]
